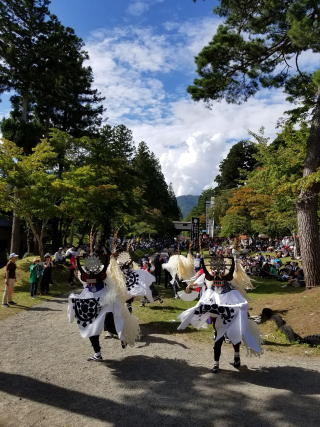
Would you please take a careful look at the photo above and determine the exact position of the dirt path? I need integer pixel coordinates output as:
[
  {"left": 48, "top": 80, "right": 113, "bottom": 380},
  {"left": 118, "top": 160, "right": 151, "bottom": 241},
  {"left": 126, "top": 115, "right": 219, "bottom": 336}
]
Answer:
[{"left": 0, "top": 290, "right": 319, "bottom": 427}]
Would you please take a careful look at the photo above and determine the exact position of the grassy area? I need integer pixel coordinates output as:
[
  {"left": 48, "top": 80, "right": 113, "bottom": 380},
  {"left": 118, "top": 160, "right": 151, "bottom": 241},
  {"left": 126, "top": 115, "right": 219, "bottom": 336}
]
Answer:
[
  {"left": 0, "top": 256, "right": 75, "bottom": 322},
  {"left": 132, "top": 266, "right": 320, "bottom": 357}
]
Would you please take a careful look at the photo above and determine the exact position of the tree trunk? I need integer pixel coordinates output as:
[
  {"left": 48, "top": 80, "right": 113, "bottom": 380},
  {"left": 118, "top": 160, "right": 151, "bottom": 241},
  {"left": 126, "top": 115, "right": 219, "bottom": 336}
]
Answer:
[
  {"left": 38, "top": 222, "right": 47, "bottom": 261},
  {"left": 69, "top": 217, "right": 76, "bottom": 245},
  {"left": 51, "top": 217, "right": 60, "bottom": 249},
  {"left": 296, "top": 91, "right": 320, "bottom": 288},
  {"left": 27, "top": 217, "right": 47, "bottom": 261},
  {"left": 10, "top": 90, "right": 29, "bottom": 255},
  {"left": 45, "top": 106, "right": 50, "bottom": 138},
  {"left": 27, "top": 227, "right": 31, "bottom": 254},
  {"left": 293, "top": 232, "right": 299, "bottom": 259},
  {"left": 10, "top": 212, "right": 20, "bottom": 255},
  {"left": 21, "top": 91, "right": 29, "bottom": 122}
]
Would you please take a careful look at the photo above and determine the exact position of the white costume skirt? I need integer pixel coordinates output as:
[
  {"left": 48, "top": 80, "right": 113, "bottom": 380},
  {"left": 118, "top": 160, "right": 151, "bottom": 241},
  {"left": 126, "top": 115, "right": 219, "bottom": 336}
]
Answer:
[
  {"left": 68, "top": 287, "right": 125, "bottom": 340},
  {"left": 177, "top": 288, "right": 261, "bottom": 353}
]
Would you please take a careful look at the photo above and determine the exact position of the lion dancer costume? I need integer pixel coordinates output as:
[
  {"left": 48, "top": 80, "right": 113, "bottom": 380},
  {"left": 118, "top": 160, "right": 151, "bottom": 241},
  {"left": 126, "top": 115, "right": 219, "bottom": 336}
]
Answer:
[
  {"left": 171, "top": 255, "right": 262, "bottom": 373},
  {"left": 104, "top": 252, "right": 155, "bottom": 338},
  {"left": 67, "top": 253, "right": 140, "bottom": 361}
]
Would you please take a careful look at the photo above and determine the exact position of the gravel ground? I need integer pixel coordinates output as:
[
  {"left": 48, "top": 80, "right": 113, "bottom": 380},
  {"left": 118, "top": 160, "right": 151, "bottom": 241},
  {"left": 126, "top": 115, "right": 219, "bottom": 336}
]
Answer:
[{"left": 0, "top": 290, "right": 319, "bottom": 427}]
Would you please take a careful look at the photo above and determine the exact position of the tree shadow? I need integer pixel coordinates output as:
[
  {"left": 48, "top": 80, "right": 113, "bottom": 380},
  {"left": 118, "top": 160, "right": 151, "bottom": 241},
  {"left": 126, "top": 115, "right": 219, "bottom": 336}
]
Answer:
[
  {"left": 235, "top": 365, "right": 320, "bottom": 395},
  {"left": 136, "top": 330, "right": 189, "bottom": 349},
  {"left": 1, "top": 356, "right": 319, "bottom": 426}
]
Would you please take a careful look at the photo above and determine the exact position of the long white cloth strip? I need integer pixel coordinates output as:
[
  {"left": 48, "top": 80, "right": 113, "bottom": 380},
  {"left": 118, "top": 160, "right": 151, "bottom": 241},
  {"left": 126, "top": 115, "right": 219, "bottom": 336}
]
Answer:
[{"left": 178, "top": 290, "right": 199, "bottom": 301}]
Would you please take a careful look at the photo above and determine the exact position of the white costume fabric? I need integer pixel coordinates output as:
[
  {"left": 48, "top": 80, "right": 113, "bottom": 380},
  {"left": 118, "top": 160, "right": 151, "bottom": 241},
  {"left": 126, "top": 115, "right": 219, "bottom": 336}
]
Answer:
[
  {"left": 68, "top": 286, "right": 125, "bottom": 340},
  {"left": 177, "top": 279, "right": 262, "bottom": 355},
  {"left": 68, "top": 257, "right": 140, "bottom": 347},
  {"left": 123, "top": 269, "right": 155, "bottom": 302}
]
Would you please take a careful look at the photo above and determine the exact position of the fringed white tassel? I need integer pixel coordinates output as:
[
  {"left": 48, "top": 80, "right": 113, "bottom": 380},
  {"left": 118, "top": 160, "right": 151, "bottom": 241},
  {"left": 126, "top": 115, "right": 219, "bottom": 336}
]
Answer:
[
  {"left": 120, "top": 304, "right": 141, "bottom": 347},
  {"left": 107, "top": 257, "right": 128, "bottom": 301},
  {"left": 163, "top": 254, "right": 195, "bottom": 284},
  {"left": 233, "top": 259, "right": 256, "bottom": 290},
  {"left": 242, "top": 319, "right": 264, "bottom": 357},
  {"left": 106, "top": 257, "right": 140, "bottom": 346},
  {"left": 231, "top": 259, "right": 257, "bottom": 301}
]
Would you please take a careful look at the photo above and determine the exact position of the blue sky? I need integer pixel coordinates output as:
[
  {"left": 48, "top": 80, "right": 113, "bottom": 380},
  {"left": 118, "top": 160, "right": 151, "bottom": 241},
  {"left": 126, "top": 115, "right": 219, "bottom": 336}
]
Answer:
[{"left": 1, "top": 0, "right": 320, "bottom": 196}]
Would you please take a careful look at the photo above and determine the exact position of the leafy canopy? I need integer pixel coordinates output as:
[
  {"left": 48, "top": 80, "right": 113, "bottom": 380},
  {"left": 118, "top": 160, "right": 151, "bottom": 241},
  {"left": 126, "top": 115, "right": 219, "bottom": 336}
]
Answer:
[{"left": 188, "top": 1, "right": 320, "bottom": 104}]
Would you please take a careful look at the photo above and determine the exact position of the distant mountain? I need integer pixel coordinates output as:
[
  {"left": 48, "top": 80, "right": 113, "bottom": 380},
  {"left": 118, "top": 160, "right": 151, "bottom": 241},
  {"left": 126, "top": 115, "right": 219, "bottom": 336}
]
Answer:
[{"left": 176, "top": 195, "right": 200, "bottom": 219}]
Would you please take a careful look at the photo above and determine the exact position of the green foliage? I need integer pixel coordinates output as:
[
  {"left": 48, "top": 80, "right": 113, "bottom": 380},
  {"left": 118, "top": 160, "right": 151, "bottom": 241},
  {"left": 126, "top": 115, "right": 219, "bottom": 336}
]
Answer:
[
  {"left": 220, "top": 214, "right": 252, "bottom": 237},
  {"left": 247, "top": 125, "right": 307, "bottom": 204},
  {"left": 213, "top": 140, "right": 258, "bottom": 196},
  {"left": 188, "top": 1, "right": 320, "bottom": 105},
  {"left": 209, "top": 188, "right": 235, "bottom": 226},
  {"left": 0, "top": 0, "right": 104, "bottom": 151}
]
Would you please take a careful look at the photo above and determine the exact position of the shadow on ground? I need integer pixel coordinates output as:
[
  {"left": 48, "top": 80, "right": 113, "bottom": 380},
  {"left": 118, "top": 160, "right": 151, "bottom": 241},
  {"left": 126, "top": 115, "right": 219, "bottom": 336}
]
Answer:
[{"left": 1, "top": 356, "right": 319, "bottom": 426}]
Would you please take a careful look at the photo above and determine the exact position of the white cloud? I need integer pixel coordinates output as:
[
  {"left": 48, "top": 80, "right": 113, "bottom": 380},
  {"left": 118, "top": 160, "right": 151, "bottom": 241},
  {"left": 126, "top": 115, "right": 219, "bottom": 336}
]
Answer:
[
  {"left": 127, "top": 0, "right": 164, "bottom": 17},
  {"left": 130, "top": 89, "right": 291, "bottom": 195},
  {"left": 160, "top": 132, "right": 227, "bottom": 196},
  {"left": 127, "top": 2, "right": 149, "bottom": 16},
  {"left": 85, "top": 18, "right": 219, "bottom": 125},
  {"left": 85, "top": 17, "right": 318, "bottom": 196}
]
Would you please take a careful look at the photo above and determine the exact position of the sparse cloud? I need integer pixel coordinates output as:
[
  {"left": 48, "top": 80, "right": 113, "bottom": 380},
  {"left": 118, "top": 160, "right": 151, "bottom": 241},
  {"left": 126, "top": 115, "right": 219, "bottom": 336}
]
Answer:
[
  {"left": 85, "top": 17, "right": 319, "bottom": 195},
  {"left": 127, "top": 2, "right": 149, "bottom": 16},
  {"left": 126, "top": 0, "right": 164, "bottom": 17}
]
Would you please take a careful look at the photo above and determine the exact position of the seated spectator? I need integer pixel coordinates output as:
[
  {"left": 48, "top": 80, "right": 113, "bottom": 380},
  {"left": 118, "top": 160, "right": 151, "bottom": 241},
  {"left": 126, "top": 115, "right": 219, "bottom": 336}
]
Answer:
[
  {"left": 269, "top": 265, "right": 278, "bottom": 278},
  {"left": 283, "top": 270, "right": 305, "bottom": 287},
  {"left": 65, "top": 246, "right": 74, "bottom": 258},
  {"left": 274, "top": 256, "right": 282, "bottom": 268},
  {"left": 53, "top": 247, "right": 65, "bottom": 265}
]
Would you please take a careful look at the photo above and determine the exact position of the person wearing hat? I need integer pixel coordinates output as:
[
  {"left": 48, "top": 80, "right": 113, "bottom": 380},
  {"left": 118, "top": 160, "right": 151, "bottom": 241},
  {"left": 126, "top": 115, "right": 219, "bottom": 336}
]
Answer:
[
  {"left": 40, "top": 253, "right": 54, "bottom": 295},
  {"left": 68, "top": 251, "right": 77, "bottom": 286},
  {"left": 2, "top": 253, "right": 18, "bottom": 308},
  {"left": 54, "top": 247, "right": 65, "bottom": 265}
]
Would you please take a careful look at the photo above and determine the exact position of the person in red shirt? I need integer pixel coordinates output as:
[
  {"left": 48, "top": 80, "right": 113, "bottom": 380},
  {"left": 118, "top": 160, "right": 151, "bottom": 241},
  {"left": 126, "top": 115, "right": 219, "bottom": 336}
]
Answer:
[{"left": 69, "top": 251, "right": 77, "bottom": 286}]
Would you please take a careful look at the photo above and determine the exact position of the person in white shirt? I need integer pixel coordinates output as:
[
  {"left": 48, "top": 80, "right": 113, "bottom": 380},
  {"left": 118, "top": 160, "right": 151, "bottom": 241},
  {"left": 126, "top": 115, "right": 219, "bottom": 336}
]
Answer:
[
  {"left": 65, "top": 247, "right": 74, "bottom": 257},
  {"left": 54, "top": 247, "right": 65, "bottom": 265}
]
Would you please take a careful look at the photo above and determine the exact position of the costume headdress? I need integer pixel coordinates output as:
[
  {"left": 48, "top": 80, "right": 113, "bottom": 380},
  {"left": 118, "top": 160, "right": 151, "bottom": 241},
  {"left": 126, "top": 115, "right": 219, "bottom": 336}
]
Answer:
[
  {"left": 76, "top": 255, "right": 107, "bottom": 285},
  {"left": 116, "top": 251, "right": 139, "bottom": 270},
  {"left": 201, "top": 256, "right": 235, "bottom": 286}
]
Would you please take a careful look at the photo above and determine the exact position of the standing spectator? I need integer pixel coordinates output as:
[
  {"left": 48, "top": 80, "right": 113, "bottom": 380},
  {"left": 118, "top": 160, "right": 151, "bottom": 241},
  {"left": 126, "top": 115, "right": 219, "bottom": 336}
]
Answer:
[
  {"left": 163, "top": 253, "right": 172, "bottom": 288},
  {"left": 258, "top": 252, "right": 265, "bottom": 266},
  {"left": 140, "top": 261, "right": 163, "bottom": 306},
  {"left": 54, "top": 247, "right": 64, "bottom": 265},
  {"left": 2, "top": 253, "right": 18, "bottom": 308},
  {"left": 40, "top": 254, "right": 54, "bottom": 295},
  {"left": 194, "top": 253, "right": 201, "bottom": 273},
  {"left": 29, "top": 258, "right": 43, "bottom": 298},
  {"left": 69, "top": 251, "right": 77, "bottom": 286},
  {"left": 153, "top": 253, "right": 163, "bottom": 286}
]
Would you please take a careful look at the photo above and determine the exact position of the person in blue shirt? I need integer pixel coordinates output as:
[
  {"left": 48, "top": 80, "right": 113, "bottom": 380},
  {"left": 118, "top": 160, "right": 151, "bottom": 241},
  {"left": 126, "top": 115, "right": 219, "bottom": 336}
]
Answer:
[{"left": 258, "top": 253, "right": 265, "bottom": 265}]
